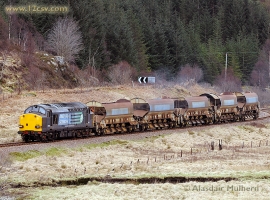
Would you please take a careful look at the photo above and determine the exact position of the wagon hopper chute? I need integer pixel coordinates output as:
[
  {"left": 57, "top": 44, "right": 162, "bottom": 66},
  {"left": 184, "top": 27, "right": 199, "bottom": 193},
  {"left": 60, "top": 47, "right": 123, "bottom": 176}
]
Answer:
[
  {"left": 86, "top": 99, "right": 138, "bottom": 135},
  {"left": 234, "top": 92, "right": 259, "bottom": 120},
  {"left": 176, "top": 96, "right": 212, "bottom": 126},
  {"left": 139, "top": 98, "right": 179, "bottom": 130},
  {"left": 201, "top": 92, "right": 239, "bottom": 122}
]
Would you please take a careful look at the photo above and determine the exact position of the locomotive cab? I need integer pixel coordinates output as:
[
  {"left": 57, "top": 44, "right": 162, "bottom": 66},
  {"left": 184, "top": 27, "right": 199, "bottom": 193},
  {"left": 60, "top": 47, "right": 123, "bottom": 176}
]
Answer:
[
  {"left": 18, "top": 105, "right": 48, "bottom": 142},
  {"left": 18, "top": 102, "right": 92, "bottom": 142}
]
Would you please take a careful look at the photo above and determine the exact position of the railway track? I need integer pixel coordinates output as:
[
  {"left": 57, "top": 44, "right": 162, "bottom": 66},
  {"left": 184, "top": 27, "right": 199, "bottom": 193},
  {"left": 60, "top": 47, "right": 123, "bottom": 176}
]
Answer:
[
  {"left": 1, "top": 108, "right": 270, "bottom": 149},
  {"left": 0, "top": 141, "right": 40, "bottom": 148}
]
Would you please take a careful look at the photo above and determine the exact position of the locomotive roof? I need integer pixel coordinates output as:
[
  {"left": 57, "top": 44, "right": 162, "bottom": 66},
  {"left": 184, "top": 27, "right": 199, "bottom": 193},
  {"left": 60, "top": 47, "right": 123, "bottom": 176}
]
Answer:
[
  {"left": 41, "top": 102, "right": 86, "bottom": 109},
  {"left": 25, "top": 102, "right": 87, "bottom": 114}
]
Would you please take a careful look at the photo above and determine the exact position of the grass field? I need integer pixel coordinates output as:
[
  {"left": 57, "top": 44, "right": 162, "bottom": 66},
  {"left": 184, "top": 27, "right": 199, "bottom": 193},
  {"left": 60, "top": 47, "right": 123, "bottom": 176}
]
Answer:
[{"left": 1, "top": 124, "right": 270, "bottom": 199}]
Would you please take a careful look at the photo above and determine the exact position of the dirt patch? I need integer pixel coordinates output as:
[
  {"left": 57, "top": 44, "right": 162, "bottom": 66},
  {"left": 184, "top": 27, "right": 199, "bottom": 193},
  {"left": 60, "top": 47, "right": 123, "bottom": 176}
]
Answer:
[
  {"left": 10, "top": 176, "right": 238, "bottom": 188},
  {"left": 249, "top": 122, "right": 267, "bottom": 128}
]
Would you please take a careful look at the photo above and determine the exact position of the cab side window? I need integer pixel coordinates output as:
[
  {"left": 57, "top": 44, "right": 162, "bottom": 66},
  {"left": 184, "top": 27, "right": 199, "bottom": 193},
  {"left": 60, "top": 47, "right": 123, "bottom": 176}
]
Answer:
[{"left": 53, "top": 115, "right": 58, "bottom": 124}]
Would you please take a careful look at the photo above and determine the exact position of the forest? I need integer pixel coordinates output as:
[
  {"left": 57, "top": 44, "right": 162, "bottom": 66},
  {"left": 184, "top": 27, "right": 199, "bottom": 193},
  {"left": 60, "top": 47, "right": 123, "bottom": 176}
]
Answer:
[{"left": 1, "top": 0, "right": 270, "bottom": 88}]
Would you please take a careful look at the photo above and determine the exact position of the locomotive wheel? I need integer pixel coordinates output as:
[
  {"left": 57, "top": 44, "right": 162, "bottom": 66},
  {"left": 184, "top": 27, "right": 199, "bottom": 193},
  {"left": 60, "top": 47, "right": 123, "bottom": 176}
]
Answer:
[
  {"left": 40, "top": 134, "right": 47, "bottom": 142},
  {"left": 22, "top": 135, "right": 29, "bottom": 142}
]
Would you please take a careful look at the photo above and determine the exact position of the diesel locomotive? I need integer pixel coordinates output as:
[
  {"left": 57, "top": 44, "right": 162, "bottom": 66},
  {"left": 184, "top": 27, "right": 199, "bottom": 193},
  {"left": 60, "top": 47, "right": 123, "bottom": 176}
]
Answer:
[{"left": 18, "top": 92, "right": 259, "bottom": 142}]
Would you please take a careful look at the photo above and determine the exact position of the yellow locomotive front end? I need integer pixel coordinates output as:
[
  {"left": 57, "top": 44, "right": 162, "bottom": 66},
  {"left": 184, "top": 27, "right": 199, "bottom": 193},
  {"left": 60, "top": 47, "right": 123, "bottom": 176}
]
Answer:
[{"left": 18, "top": 113, "right": 43, "bottom": 142}]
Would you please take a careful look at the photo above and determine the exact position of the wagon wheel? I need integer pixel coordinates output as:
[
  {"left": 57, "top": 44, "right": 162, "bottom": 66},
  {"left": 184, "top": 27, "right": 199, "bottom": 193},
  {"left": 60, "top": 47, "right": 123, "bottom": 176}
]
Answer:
[
  {"left": 48, "top": 133, "right": 55, "bottom": 141},
  {"left": 140, "top": 124, "right": 146, "bottom": 132},
  {"left": 127, "top": 126, "right": 133, "bottom": 133},
  {"left": 96, "top": 128, "right": 104, "bottom": 136}
]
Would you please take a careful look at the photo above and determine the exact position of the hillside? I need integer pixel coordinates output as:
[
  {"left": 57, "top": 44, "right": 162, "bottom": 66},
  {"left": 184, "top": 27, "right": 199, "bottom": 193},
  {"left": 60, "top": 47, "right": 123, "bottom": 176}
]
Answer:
[
  {"left": 1, "top": 0, "right": 270, "bottom": 87},
  {"left": 0, "top": 51, "right": 80, "bottom": 93}
]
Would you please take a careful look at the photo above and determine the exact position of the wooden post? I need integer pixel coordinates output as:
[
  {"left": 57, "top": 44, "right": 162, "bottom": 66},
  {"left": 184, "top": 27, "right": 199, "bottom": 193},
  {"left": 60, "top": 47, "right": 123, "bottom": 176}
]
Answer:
[
  {"left": 219, "top": 139, "right": 222, "bottom": 150},
  {"left": 211, "top": 141, "right": 214, "bottom": 150}
]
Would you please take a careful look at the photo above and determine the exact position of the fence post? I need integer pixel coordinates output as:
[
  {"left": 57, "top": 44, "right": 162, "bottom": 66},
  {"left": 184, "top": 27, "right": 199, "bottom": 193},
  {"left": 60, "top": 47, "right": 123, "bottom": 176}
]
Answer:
[
  {"left": 219, "top": 139, "right": 222, "bottom": 150},
  {"left": 211, "top": 141, "right": 214, "bottom": 150}
]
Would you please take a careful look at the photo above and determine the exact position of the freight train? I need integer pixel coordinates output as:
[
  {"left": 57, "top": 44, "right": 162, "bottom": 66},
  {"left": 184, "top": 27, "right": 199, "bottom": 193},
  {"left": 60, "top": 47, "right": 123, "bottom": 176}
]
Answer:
[{"left": 18, "top": 92, "right": 259, "bottom": 142}]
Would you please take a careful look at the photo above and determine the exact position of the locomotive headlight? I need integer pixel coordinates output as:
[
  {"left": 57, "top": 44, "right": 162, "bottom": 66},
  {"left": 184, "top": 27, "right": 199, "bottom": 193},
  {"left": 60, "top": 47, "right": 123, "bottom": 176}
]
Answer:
[
  {"left": 35, "top": 125, "right": 41, "bottom": 129},
  {"left": 19, "top": 125, "right": 24, "bottom": 128}
]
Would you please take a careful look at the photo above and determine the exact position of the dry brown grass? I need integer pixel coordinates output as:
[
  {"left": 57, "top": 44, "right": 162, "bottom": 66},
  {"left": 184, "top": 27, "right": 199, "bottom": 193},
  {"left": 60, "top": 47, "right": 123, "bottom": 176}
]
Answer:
[
  {"left": 6, "top": 180, "right": 269, "bottom": 200},
  {"left": 1, "top": 125, "right": 270, "bottom": 199},
  {"left": 1, "top": 125, "right": 270, "bottom": 197}
]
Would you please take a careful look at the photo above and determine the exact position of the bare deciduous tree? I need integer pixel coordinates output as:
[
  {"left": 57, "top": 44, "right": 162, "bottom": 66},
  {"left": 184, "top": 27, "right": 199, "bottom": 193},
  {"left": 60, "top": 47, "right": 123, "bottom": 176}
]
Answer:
[
  {"left": 177, "top": 64, "right": 203, "bottom": 83},
  {"left": 250, "top": 39, "right": 270, "bottom": 88},
  {"left": 108, "top": 61, "right": 134, "bottom": 85},
  {"left": 74, "top": 64, "right": 100, "bottom": 88},
  {"left": 46, "top": 17, "right": 83, "bottom": 62},
  {"left": 25, "top": 65, "right": 42, "bottom": 90},
  {"left": 0, "top": 16, "right": 8, "bottom": 50},
  {"left": 250, "top": 60, "right": 268, "bottom": 88},
  {"left": 214, "top": 68, "right": 242, "bottom": 92},
  {"left": 0, "top": 51, "right": 7, "bottom": 81}
]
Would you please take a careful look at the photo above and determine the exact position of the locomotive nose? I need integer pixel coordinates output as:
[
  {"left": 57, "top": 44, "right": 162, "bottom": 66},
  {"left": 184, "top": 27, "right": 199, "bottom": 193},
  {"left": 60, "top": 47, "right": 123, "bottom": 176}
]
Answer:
[{"left": 19, "top": 113, "right": 43, "bottom": 132}]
